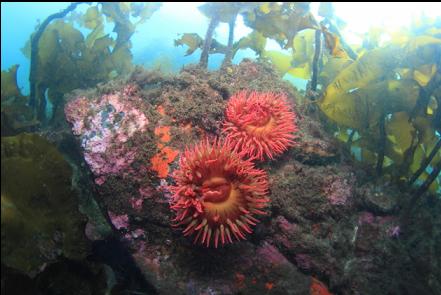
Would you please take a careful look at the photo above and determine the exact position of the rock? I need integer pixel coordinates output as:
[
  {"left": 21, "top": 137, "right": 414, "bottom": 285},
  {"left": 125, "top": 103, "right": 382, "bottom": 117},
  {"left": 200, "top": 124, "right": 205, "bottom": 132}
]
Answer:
[
  {"left": 359, "top": 185, "right": 399, "bottom": 214},
  {"left": 130, "top": 240, "right": 311, "bottom": 295},
  {"left": 62, "top": 60, "right": 438, "bottom": 295}
]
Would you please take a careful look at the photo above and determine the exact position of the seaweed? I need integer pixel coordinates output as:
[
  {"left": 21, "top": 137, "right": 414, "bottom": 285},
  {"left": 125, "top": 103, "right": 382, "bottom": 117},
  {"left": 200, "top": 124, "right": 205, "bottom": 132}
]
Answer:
[
  {"left": 22, "top": 2, "right": 161, "bottom": 125},
  {"left": 175, "top": 3, "right": 347, "bottom": 84},
  {"left": 1, "top": 65, "right": 37, "bottom": 135},
  {"left": 318, "top": 16, "right": 441, "bottom": 195},
  {"left": 174, "top": 3, "right": 260, "bottom": 68},
  {"left": 310, "top": 29, "right": 322, "bottom": 93},
  {"left": 197, "top": 3, "right": 259, "bottom": 68},
  {"left": 242, "top": 2, "right": 319, "bottom": 50},
  {"left": 27, "top": 2, "right": 83, "bottom": 123},
  {"left": 1, "top": 133, "right": 89, "bottom": 276}
]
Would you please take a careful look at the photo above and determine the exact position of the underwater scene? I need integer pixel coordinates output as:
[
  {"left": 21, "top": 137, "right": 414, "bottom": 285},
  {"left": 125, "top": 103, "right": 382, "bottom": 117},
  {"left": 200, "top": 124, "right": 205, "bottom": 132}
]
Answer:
[{"left": 1, "top": 2, "right": 441, "bottom": 295}]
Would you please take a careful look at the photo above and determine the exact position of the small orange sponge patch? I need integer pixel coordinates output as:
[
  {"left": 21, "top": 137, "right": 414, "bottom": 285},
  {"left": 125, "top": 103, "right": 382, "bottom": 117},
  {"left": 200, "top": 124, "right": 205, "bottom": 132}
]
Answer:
[
  {"left": 150, "top": 126, "right": 178, "bottom": 178},
  {"left": 157, "top": 105, "right": 166, "bottom": 116},
  {"left": 154, "top": 126, "right": 172, "bottom": 143},
  {"left": 310, "top": 277, "right": 333, "bottom": 295},
  {"left": 151, "top": 146, "right": 179, "bottom": 178}
]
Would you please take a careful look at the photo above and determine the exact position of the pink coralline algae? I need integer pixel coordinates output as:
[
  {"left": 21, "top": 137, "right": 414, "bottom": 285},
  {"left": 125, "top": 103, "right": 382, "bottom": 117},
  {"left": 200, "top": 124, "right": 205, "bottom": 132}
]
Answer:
[
  {"left": 124, "top": 228, "right": 146, "bottom": 241},
  {"left": 387, "top": 225, "right": 401, "bottom": 238},
  {"left": 358, "top": 211, "right": 397, "bottom": 227},
  {"left": 276, "top": 216, "right": 297, "bottom": 234},
  {"left": 108, "top": 211, "right": 129, "bottom": 230},
  {"left": 294, "top": 253, "right": 313, "bottom": 270},
  {"left": 130, "top": 186, "right": 155, "bottom": 211},
  {"left": 358, "top": 212, "right": 375, "bottom": 225},
  {"left": 65, "top": 85, "right": 149, "bottom": 185},
  {"left": 257, "top": 242, "right": 290, "bottom": 266},
  {"left": 322, "top": 175, "right": 354, "bottom": 206}
]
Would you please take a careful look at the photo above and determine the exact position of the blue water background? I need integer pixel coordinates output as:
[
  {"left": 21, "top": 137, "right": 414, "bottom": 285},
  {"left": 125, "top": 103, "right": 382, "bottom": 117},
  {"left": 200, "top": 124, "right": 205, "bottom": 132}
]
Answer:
[{"left": 1, "top": 2, "right": 262, "bottom": 96}]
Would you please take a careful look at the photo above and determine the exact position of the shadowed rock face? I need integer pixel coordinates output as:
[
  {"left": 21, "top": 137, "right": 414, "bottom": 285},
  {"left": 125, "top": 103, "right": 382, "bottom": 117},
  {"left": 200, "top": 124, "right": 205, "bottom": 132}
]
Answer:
[{"left": 60, "top": 60, "right": 440, "bottom": 295}]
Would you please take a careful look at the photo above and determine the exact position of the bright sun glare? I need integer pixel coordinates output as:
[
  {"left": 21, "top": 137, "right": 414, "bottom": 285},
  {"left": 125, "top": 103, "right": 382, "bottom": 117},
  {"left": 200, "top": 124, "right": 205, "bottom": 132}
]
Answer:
[
  {"left": 316, "top": 2, "right": 441, "bottom": 44},
  {"left": 231, "top": 2, "right": 441, "bottom": 48}
]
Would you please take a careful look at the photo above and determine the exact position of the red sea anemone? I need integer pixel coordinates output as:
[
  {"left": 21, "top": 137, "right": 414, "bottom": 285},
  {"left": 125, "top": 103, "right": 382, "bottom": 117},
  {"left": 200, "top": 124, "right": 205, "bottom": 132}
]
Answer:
[
  {"left": 223, "top": 91, "right": 298, "bottom": 161},
  {"left": 169, "top": 138, "right": 269, "bottom": 248}
]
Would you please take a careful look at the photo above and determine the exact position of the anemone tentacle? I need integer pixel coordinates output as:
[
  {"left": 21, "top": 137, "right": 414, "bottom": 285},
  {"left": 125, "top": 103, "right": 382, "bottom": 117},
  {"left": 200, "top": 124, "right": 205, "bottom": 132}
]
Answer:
[{"left": 169, "top": 138, "right": 269, "bottom": 247}]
